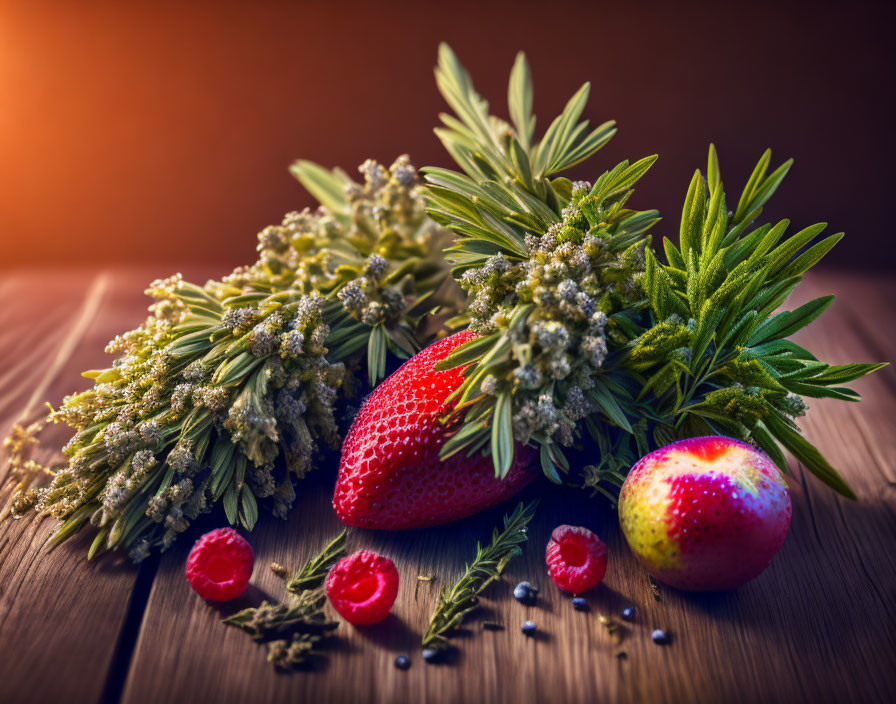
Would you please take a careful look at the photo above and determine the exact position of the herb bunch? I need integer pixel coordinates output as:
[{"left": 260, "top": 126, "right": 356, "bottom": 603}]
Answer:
[
  {"left": 424, "top": 45, "right": 884, "bottom": 499},
  {"left": 2, "top": 157, "right": 461, "bottom": 560},
  {"left": 224, "top": 530, "right": 347, "bottom": 669},
  {"left": 422, "top": 500, "right": 536, "bottom": 653},
  {"left": 618, "top": 146, "right": 887, "bottom": 497}
]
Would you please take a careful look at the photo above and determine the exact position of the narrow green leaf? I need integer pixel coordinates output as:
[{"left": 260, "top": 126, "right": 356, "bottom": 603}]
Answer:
[
  {"left": 750, "top": 420, "right": 791, "bottom": 476},
  {"left": 748, "top": 295, "right": 835, "bottom": 345},
  {"left": 539, "top": 443, "right": 562, "bottom": 484},
  {"left": 587, "top": 383, "right": 633, "bottom": 433},
  {"left": 764, "top": 410, "right": 856, "bottom": 499},
  {"left": 239, "top": 486, "right": 259, "bottom": 531},
  {"left": 507, "top": 51, "right": 535, "bottom": 148},
  {"left": 367, "top": 324, "right": 387, "bottom": 386},
  {"left": 491, "top": 392, "right": 514, "bottom": 479},
  {"left": 289, "top": 160, "right": 350, "bottom": 218}
]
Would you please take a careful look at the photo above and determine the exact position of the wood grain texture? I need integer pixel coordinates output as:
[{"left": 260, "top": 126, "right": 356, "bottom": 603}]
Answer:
[
  {"left": 0, "top": 270, "right": 142, "bottom": 704},
  {"left": 1, "top": 268, "right": 894, "bottom": 704}
]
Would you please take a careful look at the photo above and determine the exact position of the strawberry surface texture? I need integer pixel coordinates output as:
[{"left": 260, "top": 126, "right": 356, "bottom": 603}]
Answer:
[{"left": 334, "top": 330, "right": 537, "bottom": 529}]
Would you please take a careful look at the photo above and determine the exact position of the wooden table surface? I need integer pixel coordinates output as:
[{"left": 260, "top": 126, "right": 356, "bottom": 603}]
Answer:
[{"left": 0, "top": 267, "right": 894, "bottom": 704}]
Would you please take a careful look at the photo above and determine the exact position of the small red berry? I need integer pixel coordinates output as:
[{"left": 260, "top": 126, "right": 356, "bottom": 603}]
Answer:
[
  {"left": 185, "top": 528, "right": 254, "bottom": 602},
  {"left": 326, "top": 550, "right": 399, "bottom": 625},
  {"left": 545, "top": 525, "right": 608, "bottom": 595}
]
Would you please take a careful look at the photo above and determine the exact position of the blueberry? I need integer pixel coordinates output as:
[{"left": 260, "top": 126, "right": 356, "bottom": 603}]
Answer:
[
  {"left": 572, "top": 597, "right": 588, "bottom": 611},
  {"left": 521, "top": 620, "right": 537, "bottom": 636},
  {"left": 394, "top": 655, "right": 411, "bottom": 670},
  {"left": 621, "top": 607, "right": 636, "bottom": 621},
  {"left": 652, "top": 628, "right": 670, "bottom": 644},
  {"left": 513, "top": 581, "right": 538, "bottom": 604},
  {"left": 422, "top": 648, "right": 442, "bottom": 663}
]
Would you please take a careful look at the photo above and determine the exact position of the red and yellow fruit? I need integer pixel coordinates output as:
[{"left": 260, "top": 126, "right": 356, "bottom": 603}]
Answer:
[{"left": 619, "top": 436, "right": 791, "bottom": 591}]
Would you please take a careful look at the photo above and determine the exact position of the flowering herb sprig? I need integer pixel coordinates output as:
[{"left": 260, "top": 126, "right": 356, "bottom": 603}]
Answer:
[
  {"left": 618, "top": 146, "right": 888, "bottom": 497},
  {"left": 2, "top": 157, "right": 461, "bottom": 560},
  {"left": 224, "top": 530, "right": 348, "bottom": 670},
  {"left": 424, "top": 45, "right": 885, "bottom": 498},
  {"left": 422, "top": 500, "right": 536, "bottom": 653}
]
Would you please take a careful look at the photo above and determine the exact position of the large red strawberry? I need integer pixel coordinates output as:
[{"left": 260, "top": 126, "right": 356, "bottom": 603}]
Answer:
[{"left": 334, "top": 330, "right": 537, "bottom": 529}]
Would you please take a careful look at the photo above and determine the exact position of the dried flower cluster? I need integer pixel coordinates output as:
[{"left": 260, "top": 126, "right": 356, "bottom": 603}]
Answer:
[
  {"left": 3, "top": 157, "right": 461, "bottom": 559},
  {"left": 426, "top": 44, "right": 884, "bottom": 498},
  {"left": 457, "top": 181, "right": 649, "bottom": 448}
]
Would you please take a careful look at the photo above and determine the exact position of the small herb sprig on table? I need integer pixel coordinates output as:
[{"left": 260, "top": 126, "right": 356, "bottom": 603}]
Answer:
[
  {"left": 224, "top": 529, "right": 347, "bottom": 670},
  {"left": 286, "top": 529, "right": 347, "bottom": 595},
  {"left": 422, "top": 501, "right": 537, "bottom": 654}
]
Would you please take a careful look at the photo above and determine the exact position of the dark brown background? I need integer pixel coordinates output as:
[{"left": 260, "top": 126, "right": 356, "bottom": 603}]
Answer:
[{"left": 1, "top": 0, "right": 893, "bottom": 271}]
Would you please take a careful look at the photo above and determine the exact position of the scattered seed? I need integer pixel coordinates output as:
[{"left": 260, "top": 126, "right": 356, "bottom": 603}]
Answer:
[
  {"left": 652, "top": 629, "right": 670, "bottom": 645},
  {"left": 572, "top": 597, "right": 588, "bottom": 611},
  {"left": 395, "top": 655, "right": 411, "bottom": 670},
  {"left": 648, "top": 576, "right": 662, "bottom": 602},
  {"left": 270, "top": 562, "right": 289, "bottom": 579},
  {"left": 621, "top": 607, "right": 636, "bottom": 621},
  {"left": 417, "top": 574, "right": 434, "bottom": 582},
  {"left": 521, "top": 620, "right": 537, "bottom": 636}
]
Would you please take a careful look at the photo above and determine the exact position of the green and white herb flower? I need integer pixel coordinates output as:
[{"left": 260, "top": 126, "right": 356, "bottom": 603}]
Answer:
[
  {"left": 2, "top": 156, "right": 462, "bottom": 560},
  {"left": 424, "top": 44, "right": 660, "bottom": 483}
]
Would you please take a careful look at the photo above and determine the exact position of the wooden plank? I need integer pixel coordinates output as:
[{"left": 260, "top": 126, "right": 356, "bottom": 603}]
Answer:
[
  {"left": 0, "top": 269, "right": 154, "bottom": 704},
  {"left": 120, "top": 272, "right": 896, "bottom": 704}
]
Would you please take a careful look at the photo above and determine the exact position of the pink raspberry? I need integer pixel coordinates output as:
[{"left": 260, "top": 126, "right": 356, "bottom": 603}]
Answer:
[
  {"left": 185, "top": 528, "right": 254, "bottom": 601},
  {"left": 545, "top": 525, "right": 608, "bottom": 594},
  {"left": 325, "top": 550, "right": 399, "bottom": 625}
]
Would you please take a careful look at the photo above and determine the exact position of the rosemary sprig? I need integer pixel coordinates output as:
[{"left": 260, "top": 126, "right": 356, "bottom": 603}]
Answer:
[
  {"left": 422, "top": 500, "right": 537, "bottom": 652},
  {"left": 286, "top": 528, "right": 347, "bottom": 594},
  {"left": 224, "top": 589, "right": 337, "bottom": 642},
  {"left": 224, "top": 530, "right": 346, "bottom": 670}
]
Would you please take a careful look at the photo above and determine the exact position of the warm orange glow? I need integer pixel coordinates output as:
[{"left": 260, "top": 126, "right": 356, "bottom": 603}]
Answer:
[{"left": 0, "top": 1, "right": 891, "bottom": 271}]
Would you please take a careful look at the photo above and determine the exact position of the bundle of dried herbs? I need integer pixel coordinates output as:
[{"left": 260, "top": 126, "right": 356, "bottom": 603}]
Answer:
[
  {"left": 2, "top": 157, "right": 461, "bottom": 560},
  {"left": 423, "top": 44, "right": 885, "bottom": 499}
]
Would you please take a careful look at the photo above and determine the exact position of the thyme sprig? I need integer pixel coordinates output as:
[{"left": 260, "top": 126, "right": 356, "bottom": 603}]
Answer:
[
  {"left": 422, "top": 500, "right": 537, "bottom": 652},
  {"left": 224, "top": 530, "right": 347, "bottom": 670},
  {"left": 286, "top": 528, "right": 347, "bottom": 594}
]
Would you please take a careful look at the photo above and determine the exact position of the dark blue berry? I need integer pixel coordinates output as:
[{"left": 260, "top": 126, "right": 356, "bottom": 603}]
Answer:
[
  {"left": 394, "top": 655, "right": 411, "bottom": 670},
  {"left": 521, "top": 620, "right": 537, "bottom": 636},
  {"left": 422, "top": 648, "right": 442, "bottom": 663},
  {"left": 572, "top": 597, "right": 588, "bottom": 611},
  {"left": 513, "top": 581, "right": 538, "bottom": 604},
  {"left": 621, "top": 607, "right": 636, "bottom": 621},
  {"left": 652, "top": 628, "right": 670, "bottom": 644}
]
